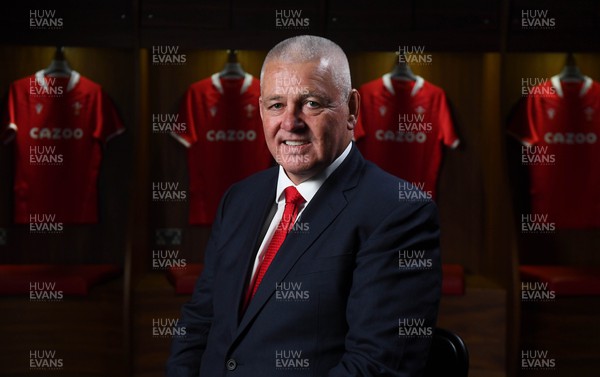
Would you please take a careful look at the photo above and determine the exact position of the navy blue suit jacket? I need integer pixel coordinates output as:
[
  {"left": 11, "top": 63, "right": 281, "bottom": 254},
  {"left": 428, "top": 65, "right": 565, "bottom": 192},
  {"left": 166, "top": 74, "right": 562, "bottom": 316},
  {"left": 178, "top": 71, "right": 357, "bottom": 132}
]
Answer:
[{"left": 167, "top": 146, "right": 442, "bottom": 376}]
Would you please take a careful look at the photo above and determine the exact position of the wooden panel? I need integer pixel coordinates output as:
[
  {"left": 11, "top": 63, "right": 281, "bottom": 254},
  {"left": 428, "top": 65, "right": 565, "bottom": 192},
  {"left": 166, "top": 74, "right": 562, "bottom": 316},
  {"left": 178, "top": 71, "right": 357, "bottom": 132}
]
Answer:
[
  {"left": 520, "top": 297, "right": 600, "bottom": 376},
  {"left": 4, "top": 1, "right": 600, "bottom": 51},
  {"left": 232, "top": 0, "right": 321, "bottom": 33},
  {"left": 0, "top": 0, "right": 134, "bottom": 47},
  {"left": 325, "top": 0, "right": 413, "bottom": 52},
  {"left": 507, "top": 0, "right": 600, "bottom": 51},
  {"left": 326, "top": 0, "right": 411, "bottom": 31},
  {"left": 509, "top": 0, "right": 600, "bottom": 33},
  {"left": 0, "top": 278, "right": 126, "bottom": 376},
  {"left": 140, "top": 0, "right": 230, "bottom": 47},
  {"left": 428, "top": 54, "right": 488, "bottom": 273},
  {"left": 414, "top": 0, "right": 501, "bottom": 31},
  {"left": 132, "top": 273, "right": 190, "bottom": 377},
  {"left": 141, "top": 0, "right": 229, "bottom": 30},
  {"left": 325, "top": 0, "right": 501, "bottom": 52},
  {"left": 438, "top": 275, "right": 507, "bottom": 375}
]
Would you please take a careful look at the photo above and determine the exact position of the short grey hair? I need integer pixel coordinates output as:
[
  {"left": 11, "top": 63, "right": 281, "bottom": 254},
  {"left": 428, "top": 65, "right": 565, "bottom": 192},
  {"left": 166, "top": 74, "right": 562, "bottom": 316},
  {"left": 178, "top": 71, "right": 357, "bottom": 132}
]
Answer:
[{"left": 260, "top": 35, "right": 352, "bottom": 100}]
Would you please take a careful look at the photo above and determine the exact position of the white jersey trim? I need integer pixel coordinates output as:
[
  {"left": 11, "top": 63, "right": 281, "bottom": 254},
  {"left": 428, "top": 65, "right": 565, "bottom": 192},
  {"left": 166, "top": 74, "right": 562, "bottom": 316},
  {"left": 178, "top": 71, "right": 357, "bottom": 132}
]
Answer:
[
  {"left": 382, "top": 73, "right": 394, "bottom": 94},
  {"left": 3, "top": 123, "right": 18, "bottom": 144},
  {"left": 105, "top": 127, "right": 126, "bottom": 143},
  {"left": 211, "top": 72, "right": 254, "bottom": 95},
  {"left": 240, "top": 73, "right": 253, "bottom": 94},
  {"left": 170, "top": 132, "right": 192, "bottom": 148},
  {"left": 67, "top": 71, "right": 81, "bottom": 92},
  {"left": 507, "top": 129, "right": 533, "bottom": 146},
  {"left": 35, "top": 70, "right": 80, "bottom": 92},
  {"left": 382, "top": 73, "right": 424, "bottom": 97},
  {"left": 211, "top": 73, "right": 223, "bottom": 94},
  {"left": 551, "top": 74, "right": 593, "bottom": 98}
]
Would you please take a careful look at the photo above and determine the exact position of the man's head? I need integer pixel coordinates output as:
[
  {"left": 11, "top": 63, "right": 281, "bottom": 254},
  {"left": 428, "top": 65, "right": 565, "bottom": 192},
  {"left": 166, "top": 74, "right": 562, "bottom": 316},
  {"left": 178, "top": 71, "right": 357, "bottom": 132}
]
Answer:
[{"left": 259, "top": 35, "right": 359, "bottom": 185}]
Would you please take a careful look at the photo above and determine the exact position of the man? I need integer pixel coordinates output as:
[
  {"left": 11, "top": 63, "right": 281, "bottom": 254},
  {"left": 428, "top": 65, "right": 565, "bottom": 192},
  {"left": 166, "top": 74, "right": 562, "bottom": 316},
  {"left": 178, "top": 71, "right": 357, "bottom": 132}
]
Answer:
[{"left": 167, "top": 35, "right": 441, "bottom": 377}]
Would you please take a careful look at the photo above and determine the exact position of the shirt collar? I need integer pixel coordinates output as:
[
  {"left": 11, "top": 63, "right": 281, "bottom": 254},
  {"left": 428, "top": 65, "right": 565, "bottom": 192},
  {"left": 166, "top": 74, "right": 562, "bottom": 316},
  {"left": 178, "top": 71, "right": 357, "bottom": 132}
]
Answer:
[
  {"left": 275, "top": 141, "right": 353, "bottom": 205},
  {"left": 35, "top": 70, "right": 80, "bottom": 92}
]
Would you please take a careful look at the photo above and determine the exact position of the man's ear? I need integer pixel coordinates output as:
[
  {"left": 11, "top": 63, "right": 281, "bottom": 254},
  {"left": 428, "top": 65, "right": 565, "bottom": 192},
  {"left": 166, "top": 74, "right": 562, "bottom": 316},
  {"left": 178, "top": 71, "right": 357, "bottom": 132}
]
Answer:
[
  {"left": 259, "top": 97, "right": 264, "bottom": 120},
  {"left": 347, "top": 89, "right": 360, "bottom": 130}
]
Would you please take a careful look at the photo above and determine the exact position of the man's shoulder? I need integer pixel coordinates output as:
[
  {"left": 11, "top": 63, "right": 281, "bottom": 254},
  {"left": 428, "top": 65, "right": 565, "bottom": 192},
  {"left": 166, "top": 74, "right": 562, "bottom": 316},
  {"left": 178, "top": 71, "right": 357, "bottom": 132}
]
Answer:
[
  {"left": 360, "top": 161, "right": 436, "bottom": 211},
  {"left": 227, "top": 166, "right": 278, "bottom": 196}
]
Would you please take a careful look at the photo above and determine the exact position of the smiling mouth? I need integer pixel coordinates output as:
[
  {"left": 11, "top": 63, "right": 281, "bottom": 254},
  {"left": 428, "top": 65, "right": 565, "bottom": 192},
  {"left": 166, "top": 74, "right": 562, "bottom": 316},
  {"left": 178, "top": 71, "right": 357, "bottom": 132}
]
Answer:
[{"left": 283, "top": 140, "right": 310, "bottom": 146}]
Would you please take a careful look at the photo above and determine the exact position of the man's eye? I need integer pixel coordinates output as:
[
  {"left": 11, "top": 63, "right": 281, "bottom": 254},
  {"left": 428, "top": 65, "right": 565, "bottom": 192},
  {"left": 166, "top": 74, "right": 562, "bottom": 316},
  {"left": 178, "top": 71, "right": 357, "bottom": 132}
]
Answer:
[
  {"left": 270, "top": 103, "right": 283, "bottom": 110},
  {"left": 306, "top": 101, "right": 320, "bottom": 109}
]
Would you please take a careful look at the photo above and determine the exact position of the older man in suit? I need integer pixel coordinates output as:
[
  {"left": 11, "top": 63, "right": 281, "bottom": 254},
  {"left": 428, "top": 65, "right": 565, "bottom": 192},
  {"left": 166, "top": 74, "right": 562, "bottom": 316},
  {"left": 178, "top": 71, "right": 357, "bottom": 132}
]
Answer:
[{"left": 167, "top": 35, "right": 442, "bottom": 377}]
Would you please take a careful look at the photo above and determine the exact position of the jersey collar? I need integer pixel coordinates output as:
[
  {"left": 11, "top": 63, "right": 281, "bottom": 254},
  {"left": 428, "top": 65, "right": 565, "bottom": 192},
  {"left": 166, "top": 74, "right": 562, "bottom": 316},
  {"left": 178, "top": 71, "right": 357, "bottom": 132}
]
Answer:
[
  {"left": 35, "top": 70, "right": 80, "bottom": 92},
  {"left": 382, "top": 73, "right": 424, "bottom": 97},
  {"left": 550, "top": 74, "right": 593, "bottom": 98},
  {"left": 211, "top": 72, "right": 253, "bottom": 95}
]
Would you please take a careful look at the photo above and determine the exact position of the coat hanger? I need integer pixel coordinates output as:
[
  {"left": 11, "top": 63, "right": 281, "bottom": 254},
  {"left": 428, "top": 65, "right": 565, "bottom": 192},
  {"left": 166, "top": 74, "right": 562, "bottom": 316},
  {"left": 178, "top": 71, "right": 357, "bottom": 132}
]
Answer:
[
  {"left": 44, "top": 46, "right": 73, "bottom": 77},
  {"left": 558, "top": 52, "right": 585, "bottom": 82},
  {"left": 390, "top": 54, "right": 417, "bottom": 81},
  {"left": 219, "top": 49, "right": 246, "bottom": 79}
]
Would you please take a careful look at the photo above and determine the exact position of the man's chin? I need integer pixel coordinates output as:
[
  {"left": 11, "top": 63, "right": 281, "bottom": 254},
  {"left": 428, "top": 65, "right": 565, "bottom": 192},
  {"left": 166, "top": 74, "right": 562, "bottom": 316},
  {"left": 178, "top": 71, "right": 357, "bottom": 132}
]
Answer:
[
  {"left": 281, "top": 163, "right": 320, "bottom": 184},
  {"left": 275, "top": 150, "right": 311, "bottom": 166},
  {"left": 281, "top": 163, "right": 311, "bottom": 175}
]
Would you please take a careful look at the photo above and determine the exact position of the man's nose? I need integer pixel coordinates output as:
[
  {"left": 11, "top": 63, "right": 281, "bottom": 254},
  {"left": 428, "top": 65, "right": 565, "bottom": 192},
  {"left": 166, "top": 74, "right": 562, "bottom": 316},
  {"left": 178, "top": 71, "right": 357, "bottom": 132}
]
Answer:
[{"left": 280, "top": 104, "right": 305, "bottom": 132}]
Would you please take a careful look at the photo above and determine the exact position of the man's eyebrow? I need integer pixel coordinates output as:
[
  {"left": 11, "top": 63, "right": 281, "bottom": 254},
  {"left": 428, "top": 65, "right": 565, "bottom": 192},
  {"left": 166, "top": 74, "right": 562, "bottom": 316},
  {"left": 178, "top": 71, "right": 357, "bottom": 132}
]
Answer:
[
  {"left": 300, "top": 92, "right": 326, "bottom": 99},
  {"left": 263, "top": 92, "right": 332, "bottom": 104},
  {"left": 263, "top": 95, "right": 285, "bottom": 102},
  {"left": 300, "top": 92, "right": 331, "bottom": 104}
]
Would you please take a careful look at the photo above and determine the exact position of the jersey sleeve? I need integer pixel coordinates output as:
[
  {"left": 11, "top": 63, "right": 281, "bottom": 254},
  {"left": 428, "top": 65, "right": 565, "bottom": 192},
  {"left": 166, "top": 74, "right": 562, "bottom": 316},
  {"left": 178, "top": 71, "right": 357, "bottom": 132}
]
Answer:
[
  {"left": 93, "top": 90, "right": 125, "bottom": 143},
  {"left": 437, "top": 91, "right": 459, "bottom": 149},
  {"left": 507, "top": 97, "right": 538, "bottom": 146},
  {"left": 354, "top": 112, "right": 366, "bottom": 141},
  {"left": 353, "top": 87, "right": 367, "bottom": 141},
  {"left": 170, "top": 86, "right": 198, "bottom": 148}
]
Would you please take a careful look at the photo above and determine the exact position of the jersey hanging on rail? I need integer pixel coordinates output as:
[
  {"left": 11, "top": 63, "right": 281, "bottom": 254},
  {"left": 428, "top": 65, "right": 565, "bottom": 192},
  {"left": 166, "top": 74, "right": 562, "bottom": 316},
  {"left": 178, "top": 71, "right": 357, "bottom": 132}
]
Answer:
[
  {"left": 1, "top": 70, "right": 125, "bottom": 224},
  {"left": 508, "top": 75, "right": 600, "bottom": 229},
  {"left": 355, "top": 73, "right": 459, "bottom": 200},
  {"left": 171, "top": 73, "right": 272, "bottom": 225}
]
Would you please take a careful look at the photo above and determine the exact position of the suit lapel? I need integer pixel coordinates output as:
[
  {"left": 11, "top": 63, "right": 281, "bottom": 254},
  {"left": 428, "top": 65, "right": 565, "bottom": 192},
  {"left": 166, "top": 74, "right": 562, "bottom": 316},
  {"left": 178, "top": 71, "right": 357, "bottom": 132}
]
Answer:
[
  {"left": 221, "top": 169, "right": 278, "bottom": 327},
  {"left": 233, "top": 146, "right": 365, "bottom": 342}
]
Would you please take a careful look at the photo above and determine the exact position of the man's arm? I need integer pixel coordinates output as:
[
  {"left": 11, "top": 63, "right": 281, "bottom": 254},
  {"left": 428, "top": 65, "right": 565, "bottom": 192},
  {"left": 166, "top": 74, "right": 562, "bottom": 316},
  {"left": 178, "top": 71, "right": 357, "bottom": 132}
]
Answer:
[
  {"left": 166, "top": 193, "right": 227, "bottom": 377},
  {"left": 328, "top": 201, "right": 442, "bottom": 377}
]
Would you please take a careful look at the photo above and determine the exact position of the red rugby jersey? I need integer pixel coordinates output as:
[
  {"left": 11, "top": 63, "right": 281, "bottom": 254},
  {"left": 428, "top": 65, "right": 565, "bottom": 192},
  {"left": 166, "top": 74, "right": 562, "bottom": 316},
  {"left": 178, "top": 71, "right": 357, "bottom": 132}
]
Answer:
[
  {"left": 355, "top": 74, "right": 459, "bottom": 200},
  {"left": 172, "top": 73, "right": 272, "bottom": 225},
  {"left": 508, "top": 75, "right": 600, "bottom": 228},
  {"left": 2, "top": 70, "right": 124, "bottom": 224}
]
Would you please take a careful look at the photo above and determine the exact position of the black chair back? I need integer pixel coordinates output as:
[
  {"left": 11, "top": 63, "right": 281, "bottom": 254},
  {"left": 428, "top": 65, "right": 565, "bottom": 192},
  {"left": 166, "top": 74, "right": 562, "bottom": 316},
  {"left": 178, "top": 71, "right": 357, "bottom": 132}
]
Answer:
[{"left": 424, "top": 327, "right": 469, "bottom": 377}]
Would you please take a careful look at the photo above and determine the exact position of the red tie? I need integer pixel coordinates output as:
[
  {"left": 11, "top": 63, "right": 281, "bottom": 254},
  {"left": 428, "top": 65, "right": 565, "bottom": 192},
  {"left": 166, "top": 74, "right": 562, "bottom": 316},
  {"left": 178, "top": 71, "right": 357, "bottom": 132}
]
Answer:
[{"left": 244, "top": 186, "right": 306, "bottom": 307}]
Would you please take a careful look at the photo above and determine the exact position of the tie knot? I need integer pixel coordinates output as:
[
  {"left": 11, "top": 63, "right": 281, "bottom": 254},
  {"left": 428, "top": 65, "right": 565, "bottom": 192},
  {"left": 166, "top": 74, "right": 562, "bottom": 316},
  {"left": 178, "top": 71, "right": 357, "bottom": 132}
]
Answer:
[{"left": 284, "top": 186, "right": 305, "bottom": 205}]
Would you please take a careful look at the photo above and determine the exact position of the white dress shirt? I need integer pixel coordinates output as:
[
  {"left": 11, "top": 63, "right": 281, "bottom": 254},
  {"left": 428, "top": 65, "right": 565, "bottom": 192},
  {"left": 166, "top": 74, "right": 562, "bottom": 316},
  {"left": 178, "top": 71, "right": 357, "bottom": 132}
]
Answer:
[{"left": 247, "top": 142, "right": 353, "bottom": 284}]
